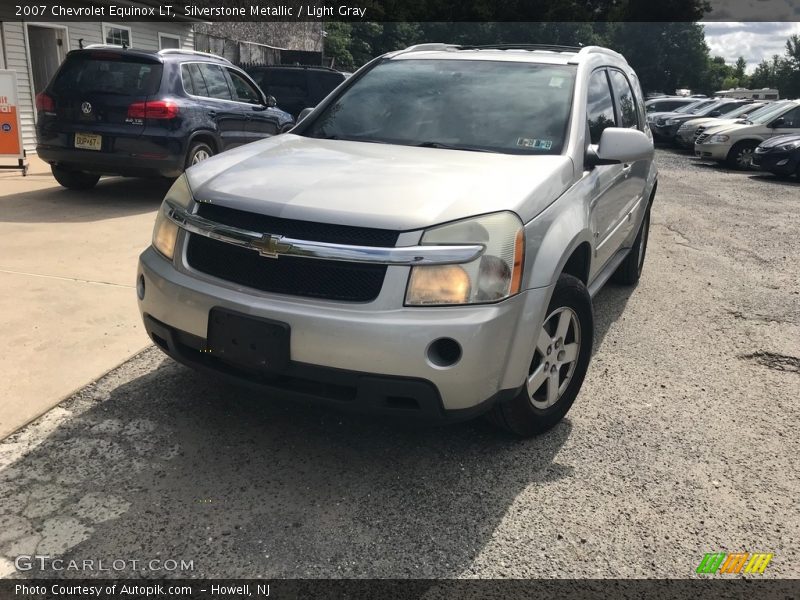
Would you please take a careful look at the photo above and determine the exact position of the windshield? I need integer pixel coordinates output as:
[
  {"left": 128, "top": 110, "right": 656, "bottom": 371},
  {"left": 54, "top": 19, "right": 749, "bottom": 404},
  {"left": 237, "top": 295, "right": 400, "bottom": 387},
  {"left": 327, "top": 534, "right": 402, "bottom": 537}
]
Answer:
[
  {"left": 674, "top": 100, "right": 706, "bottom": 114},
  {"left": 749, "top": 101, "right": 791, "bottom": 124},
  {"left": 726, "top": 103, "right": 762, "bottom": 118},
  {"left": 301, "top": 59, "right": 577, "bottom": 155},
  {"left": 684, "top": 100, "right": 718, "bottom": 114}
]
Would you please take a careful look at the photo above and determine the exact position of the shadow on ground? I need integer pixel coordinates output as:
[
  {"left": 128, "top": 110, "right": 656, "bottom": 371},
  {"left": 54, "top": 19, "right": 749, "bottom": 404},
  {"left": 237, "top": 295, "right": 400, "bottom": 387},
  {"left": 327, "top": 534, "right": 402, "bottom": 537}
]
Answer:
[
  {"left": 0, "top": 286, "right": 633, "bottom": 578},
  {"left": 0, "top": 177, "right": 171, "bottom": 224}
]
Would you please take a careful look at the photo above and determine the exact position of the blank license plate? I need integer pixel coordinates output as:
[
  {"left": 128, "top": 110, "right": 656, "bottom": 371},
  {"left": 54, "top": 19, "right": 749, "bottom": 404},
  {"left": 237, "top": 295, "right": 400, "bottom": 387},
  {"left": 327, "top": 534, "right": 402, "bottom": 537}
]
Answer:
[
  {"left": 207, "top": 308, "right": 290, "bottom": 372},
  {"left": 74, "top": 132, "right": 102, "bottom": 151}
]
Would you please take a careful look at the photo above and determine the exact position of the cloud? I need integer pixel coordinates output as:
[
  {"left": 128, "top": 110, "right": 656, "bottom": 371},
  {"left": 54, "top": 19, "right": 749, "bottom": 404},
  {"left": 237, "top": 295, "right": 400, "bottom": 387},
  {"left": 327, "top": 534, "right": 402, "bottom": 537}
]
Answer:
[{"left": 702, "top": 21, "right": 800, "bottom": 72}]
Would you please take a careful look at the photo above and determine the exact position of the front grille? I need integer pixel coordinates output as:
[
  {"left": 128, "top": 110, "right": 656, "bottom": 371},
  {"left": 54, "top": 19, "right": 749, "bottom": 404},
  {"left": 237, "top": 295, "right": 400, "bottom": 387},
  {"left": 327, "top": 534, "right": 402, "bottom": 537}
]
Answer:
[
  {"left": 186, "top": 204, "right": 399, "bottom": 302},
  {"left": 696, "top": 133, "right": 709, "bottom": 145}
]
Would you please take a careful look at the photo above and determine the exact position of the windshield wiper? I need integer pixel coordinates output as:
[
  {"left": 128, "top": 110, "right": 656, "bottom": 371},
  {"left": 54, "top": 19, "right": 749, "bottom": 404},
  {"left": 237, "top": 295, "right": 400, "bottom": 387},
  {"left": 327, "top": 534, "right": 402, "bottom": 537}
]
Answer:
[
  {"left": 414, "top": 141, "right": 499, "bottom": 153},
  {"left": 317, "top": 134, "right": 389, "bottom": 144}
]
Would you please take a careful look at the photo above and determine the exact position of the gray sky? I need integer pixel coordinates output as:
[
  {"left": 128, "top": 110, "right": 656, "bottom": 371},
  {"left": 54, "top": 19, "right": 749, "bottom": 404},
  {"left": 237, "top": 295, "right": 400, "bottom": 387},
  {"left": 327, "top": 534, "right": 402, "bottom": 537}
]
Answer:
[{"left": 703, "top": 22, "right": 800, "bottom": 72}]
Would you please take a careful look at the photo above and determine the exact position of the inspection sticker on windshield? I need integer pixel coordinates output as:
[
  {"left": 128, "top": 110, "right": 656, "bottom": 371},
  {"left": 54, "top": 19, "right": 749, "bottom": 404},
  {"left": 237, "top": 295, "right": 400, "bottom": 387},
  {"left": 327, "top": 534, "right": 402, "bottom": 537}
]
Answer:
[{"left": 517, "top": 138, "right": 552, "bottom": 150}]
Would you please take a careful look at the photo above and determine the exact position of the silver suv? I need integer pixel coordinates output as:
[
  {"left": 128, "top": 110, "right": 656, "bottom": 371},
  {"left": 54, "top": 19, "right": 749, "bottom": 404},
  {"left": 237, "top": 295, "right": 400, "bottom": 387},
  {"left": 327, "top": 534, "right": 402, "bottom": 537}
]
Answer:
[{"left": 137, "top": 43, "right": 657, "bottom": 436}]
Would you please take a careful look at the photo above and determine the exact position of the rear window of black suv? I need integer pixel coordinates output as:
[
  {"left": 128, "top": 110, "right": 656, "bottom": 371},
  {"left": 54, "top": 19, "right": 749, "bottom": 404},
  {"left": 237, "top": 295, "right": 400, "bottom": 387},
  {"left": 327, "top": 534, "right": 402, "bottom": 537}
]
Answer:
[{"left": 52, "top": 54, "right": 163, "bottom": 96}]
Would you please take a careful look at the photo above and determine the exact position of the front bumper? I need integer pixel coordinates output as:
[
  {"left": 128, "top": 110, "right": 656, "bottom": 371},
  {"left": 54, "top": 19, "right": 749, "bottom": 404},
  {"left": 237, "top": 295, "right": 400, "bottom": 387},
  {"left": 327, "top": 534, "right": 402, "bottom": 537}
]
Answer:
[
  {"left": 674, "top": 130, "right": 697, "bottom": 147},
  {"left": 652, "top": 123, "right": 681, "bottom": 140},
  {"left": 694, "top": 142, "right": 729, "bottom": 161},
  {"left": 137, "top": 247, "right": 553, "bottom": 416},
  {"left": 752, "top": 150, "right": 798, "bottom": 174}
]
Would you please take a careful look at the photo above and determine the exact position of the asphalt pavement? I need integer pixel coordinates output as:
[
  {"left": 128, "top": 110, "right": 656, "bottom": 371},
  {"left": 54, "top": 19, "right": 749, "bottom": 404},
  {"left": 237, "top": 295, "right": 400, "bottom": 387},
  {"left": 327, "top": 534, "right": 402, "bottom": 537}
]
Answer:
[{"left": 1, "top": 149, "right": 798, "bottom": 579}]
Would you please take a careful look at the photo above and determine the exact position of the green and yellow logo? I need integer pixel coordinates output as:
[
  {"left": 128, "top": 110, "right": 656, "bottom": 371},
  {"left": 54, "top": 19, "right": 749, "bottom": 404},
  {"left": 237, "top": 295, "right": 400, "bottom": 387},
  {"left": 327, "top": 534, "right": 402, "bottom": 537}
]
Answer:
[{"left": 696, "top": 552, "right": 773, "bottom": 575}]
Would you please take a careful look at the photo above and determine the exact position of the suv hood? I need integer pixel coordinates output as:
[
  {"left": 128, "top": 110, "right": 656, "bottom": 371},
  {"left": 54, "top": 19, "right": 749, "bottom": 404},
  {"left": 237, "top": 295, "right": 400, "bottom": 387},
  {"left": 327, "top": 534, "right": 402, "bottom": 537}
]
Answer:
[{"left": 185, "top": 135, "right": 575, "bottom": 231}]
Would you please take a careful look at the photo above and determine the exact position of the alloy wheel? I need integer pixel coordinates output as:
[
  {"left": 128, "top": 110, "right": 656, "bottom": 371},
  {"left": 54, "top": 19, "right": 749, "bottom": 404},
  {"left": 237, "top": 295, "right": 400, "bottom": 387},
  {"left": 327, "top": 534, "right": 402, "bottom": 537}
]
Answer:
[
  {"left": 527, "top": 307, "right": 582, "bottom": 409},
  {"left": 192, "top": 149, "right": 211, "bottom": 164}
]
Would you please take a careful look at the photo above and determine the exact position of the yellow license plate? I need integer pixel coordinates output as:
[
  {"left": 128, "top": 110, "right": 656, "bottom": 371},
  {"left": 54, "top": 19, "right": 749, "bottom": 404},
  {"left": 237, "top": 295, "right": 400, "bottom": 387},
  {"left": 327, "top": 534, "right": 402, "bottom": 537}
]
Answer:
[{"left": 74, "top": 133, "right": 102, "bottom": 151}]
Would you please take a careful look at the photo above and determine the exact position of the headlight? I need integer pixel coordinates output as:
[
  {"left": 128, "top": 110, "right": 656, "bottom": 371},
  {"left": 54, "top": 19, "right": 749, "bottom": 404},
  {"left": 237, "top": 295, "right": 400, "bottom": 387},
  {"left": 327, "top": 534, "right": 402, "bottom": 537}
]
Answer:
[
  {"left": 655, "top": 119, "right": 665, "bottom": 126},
  {"left": 777, "top": 139, "right": 800, "bottom": 151},
  {"left": 152, "top": 174, "right": 192, "bottom": 260},
  {"left": 708, "top": 134, "right": 729, "bottom": 143},
  {"left": 677, "top": 123, "right": 690, "bottom": 132},
  {"left": 405, "top": 212, "right": 524, "bottom": 306},
  {"left": 666, "top": 118, "right": 681, "bottom": 126}
]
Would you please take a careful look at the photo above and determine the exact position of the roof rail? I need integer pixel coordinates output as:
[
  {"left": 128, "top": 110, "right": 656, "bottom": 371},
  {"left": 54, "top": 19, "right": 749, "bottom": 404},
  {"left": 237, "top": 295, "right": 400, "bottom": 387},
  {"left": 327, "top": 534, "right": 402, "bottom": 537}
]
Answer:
[
  {"left": 158, "top": 48, "right": 232, "bottom": 63},
  {"left": 386, "top": 43, "right": 456, "bottom": 58},
  {"left": 456, "top": 43, "right": 583, "bottom": 53},
  {"left": 83, "top": 43, "right": 126, "bottom": 50},
  {"left": 571, "top": 45, "right": 625, "bottom": 62}
]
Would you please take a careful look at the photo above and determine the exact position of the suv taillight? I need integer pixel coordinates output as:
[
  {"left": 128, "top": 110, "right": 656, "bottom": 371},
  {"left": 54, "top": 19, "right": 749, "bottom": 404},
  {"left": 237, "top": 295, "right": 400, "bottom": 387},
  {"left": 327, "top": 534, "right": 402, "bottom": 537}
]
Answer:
[
  {"left": 35, "top": 92, "right": 54, "bottom": 112},
  {"left": 127, "top": 100, "right": 179, "bottom": 120}
]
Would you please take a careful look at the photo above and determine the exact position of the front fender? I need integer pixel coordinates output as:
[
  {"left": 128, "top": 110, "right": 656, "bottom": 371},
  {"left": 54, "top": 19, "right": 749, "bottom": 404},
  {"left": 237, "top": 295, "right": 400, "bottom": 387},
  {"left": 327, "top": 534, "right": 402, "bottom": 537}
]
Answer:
[{"left": 523, "top": 181, "right": 593, "bottom": 290}]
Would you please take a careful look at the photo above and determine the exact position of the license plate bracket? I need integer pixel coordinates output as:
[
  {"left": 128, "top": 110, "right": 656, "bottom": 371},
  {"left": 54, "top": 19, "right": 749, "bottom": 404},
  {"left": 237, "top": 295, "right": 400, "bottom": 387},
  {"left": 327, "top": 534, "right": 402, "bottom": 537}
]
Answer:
[
  {"left": 207, "top": 308, "right": 290, "bottom": 372},
  {"left": 74, "top": 132, "right": 102, "bottom": 151}
]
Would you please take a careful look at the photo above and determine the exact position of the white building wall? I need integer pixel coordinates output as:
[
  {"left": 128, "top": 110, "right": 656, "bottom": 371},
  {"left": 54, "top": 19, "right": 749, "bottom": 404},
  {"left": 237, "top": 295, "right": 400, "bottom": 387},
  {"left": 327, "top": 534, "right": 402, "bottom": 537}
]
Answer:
[{"left": 0, "top": 21, "right": 194, "bottom": 152}]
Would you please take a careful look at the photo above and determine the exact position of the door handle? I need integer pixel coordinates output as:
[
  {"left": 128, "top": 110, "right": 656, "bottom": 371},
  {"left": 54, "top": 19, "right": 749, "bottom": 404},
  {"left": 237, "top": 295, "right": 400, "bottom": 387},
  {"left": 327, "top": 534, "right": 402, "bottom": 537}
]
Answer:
[{"left": 622, "top": 163, "right": 633, "bottom": 177}]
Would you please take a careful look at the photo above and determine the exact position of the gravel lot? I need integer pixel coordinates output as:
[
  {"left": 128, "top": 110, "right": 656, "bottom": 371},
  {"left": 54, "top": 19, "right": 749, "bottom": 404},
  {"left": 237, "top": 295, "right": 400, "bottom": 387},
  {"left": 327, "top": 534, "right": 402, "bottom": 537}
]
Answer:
[{"left": 1, "top": 148, "right": 798, "bottom": 579}]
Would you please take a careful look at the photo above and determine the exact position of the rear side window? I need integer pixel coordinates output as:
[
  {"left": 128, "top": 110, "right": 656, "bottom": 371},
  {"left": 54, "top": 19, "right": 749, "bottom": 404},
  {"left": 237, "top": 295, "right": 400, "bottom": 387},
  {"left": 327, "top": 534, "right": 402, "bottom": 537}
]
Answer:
[
  {"left": 52, "top": 56, "right": 162, "bottom": 95},
  {"left": 197, "top": 64, "right": 231, "bottom": 100},
  {"left": 609, "top": 70, "right": 639, "bottom": 130},
  {"left": 181, "top": 63, "right": 209, "bottom": 97},
  {"left": 587, "top": 69, "right": 616, "bottom": 144},
  {"left": 266, "top": 70, "right": 308, "bottom": 99}
]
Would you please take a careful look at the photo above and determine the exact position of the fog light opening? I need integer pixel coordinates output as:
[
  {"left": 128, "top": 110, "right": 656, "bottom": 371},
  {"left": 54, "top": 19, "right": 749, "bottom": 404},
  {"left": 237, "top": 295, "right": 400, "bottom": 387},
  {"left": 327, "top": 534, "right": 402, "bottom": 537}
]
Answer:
[
  {"left": 136, "top": 275, "right": 146, "bottom": 300},
  {"left": 427, "top": 338, "right": 462, "bottom": 368}
]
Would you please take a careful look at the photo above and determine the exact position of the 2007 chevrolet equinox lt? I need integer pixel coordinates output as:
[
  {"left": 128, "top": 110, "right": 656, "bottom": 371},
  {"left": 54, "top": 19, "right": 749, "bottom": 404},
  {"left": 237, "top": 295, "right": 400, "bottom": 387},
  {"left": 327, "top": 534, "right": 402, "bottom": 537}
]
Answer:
[{"left": 137, "top": 43, "right": 657, "bottom": 436}]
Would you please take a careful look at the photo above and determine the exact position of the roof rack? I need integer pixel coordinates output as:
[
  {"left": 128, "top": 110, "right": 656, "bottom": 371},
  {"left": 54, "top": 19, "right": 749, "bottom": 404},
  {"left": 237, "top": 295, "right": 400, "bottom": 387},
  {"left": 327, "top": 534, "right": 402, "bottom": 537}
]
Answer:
[
  {"left": 83, "top": 43, "right": 126, "bottom": 50},
  {"left": 158, "top": 48, "right": 232, "bottom": 64},
  {"left": 456, "top": 44, "right": 583, "bottom": 52}
]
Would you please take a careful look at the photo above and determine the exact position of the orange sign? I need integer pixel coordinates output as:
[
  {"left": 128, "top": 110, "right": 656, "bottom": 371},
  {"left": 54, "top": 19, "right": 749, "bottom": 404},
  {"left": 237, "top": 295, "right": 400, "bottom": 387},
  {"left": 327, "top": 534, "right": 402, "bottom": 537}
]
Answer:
[{"left": 0, "top": 70, "right": 24, "bottom": 159}]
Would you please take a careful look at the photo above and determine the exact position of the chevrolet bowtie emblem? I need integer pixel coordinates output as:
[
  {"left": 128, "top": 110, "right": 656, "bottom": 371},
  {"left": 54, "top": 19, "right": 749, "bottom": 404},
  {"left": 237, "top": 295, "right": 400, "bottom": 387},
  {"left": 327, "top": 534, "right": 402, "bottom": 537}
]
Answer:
[{"left": 251, "top": 234, "right": 292, "bottom": 258}]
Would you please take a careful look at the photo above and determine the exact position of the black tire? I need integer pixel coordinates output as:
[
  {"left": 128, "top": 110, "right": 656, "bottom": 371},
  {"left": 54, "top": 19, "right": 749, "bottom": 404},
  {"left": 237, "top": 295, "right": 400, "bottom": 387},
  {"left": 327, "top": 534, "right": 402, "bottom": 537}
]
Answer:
[
  {"left": 487, "top": 274, "right": 594, "bottom": 437},
  {"left": 611, "top": 207, "right": 651, "bottom": 285},
  {"left": 51, "top": 165, "right": 100, "bottom": 190},
  {"left": 726, "top": 141, "right": 757, "bottom": 170},
  {"left": 185, "top": 141, "right": 214, "bottom": 169}
]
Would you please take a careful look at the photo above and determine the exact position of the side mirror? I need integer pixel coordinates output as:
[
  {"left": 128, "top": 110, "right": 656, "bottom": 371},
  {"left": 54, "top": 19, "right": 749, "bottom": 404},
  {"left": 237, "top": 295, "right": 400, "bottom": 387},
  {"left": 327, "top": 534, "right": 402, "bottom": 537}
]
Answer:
[
  {"left": 587, "top": 127, "right": 654, "bottom": 167},
  {"left": 770, "top": 116, "right": 785, "bottom": 128},
  {"left": 265, "top": 95, "right": 277, "bottom": 108},
  {"left": 297, "top": 107, "right": 314, "bottom": 123}
]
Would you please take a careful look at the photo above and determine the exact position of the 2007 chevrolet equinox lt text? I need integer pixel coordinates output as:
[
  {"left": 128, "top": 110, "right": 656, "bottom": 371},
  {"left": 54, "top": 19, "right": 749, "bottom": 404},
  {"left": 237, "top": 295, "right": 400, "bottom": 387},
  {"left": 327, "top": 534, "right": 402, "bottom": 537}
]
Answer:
[{"left": 137, "top": 43, "right": 657, "bottom": 436}]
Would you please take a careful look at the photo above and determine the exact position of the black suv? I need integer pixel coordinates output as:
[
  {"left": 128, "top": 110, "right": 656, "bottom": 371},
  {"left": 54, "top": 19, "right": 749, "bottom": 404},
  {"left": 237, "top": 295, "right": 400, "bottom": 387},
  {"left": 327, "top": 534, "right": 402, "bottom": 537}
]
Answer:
[
  {"left": 246, "top": 66, "right": 346, "bottom": 119},
  {"left": 36, "top": 47, "right": 294, "bottom": 189}
]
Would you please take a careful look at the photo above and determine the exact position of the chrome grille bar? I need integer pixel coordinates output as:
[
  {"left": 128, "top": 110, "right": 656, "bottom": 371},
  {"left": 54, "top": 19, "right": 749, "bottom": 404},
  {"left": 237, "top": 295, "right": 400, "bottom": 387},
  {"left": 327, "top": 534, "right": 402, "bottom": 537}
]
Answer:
[{"left": 166, "top": 201, "right": 485, "bottom": 266}]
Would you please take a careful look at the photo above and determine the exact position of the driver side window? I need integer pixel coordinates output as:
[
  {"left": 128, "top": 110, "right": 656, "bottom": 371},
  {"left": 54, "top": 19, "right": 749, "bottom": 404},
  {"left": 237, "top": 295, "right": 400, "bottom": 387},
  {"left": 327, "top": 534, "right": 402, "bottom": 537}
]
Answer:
[
  {"left": 587, "top": 69, "right": 617, "bottom": 144},
  {"left": 228, "top": 70, "right": 262, "bottom": 104},
  {"left": 775, "top": 107, "right": 800, "bottom": 128}
]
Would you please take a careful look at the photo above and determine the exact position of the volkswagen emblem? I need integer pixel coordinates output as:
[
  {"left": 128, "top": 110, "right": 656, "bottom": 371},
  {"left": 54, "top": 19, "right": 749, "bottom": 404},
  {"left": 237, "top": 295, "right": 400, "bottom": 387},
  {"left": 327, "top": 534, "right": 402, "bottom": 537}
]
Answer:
[{"left": 81, "top": 101, "right": 92, "bottom": 114}]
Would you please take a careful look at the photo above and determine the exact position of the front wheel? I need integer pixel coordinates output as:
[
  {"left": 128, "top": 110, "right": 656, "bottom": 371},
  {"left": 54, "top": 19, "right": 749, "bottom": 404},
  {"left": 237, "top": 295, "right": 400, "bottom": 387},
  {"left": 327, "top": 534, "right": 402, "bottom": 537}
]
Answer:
[
  {"left": 488, "top": 274, "right": 594, "bottom": 437},
  {"left": 726, "top": 141, "right": 757, "bottom": 170},
  {"left": 51, "top": 165, "right": 100, "bottom": 190}
]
